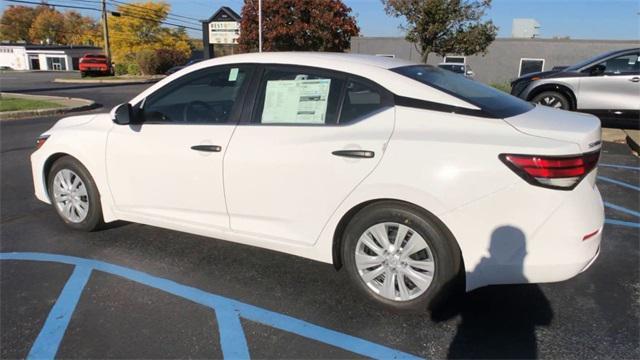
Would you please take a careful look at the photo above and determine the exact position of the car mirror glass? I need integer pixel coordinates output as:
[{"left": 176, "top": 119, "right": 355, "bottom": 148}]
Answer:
[{"left": 111, "top": 103, "right": 133, "bottom": 125}]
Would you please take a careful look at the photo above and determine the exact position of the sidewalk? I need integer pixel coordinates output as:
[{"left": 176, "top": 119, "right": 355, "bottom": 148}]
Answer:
[{"left": 0, "top": 92, "right": 98, "bottom": 121}]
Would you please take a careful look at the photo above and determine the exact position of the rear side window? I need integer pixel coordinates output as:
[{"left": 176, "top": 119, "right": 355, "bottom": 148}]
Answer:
[
  {"left": 392, "top": 65, "right": 533, "bottom": 118},
  {"left": 253, "top": 67, "right": 344, "bottom": 125},
  {"left": 339, "top": 79, "right": 387, "bottom": 124}
]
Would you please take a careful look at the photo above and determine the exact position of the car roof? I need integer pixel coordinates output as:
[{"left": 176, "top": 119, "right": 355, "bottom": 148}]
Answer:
[{"left": 131, "top": 52, "right": 479, "bottom": 111}]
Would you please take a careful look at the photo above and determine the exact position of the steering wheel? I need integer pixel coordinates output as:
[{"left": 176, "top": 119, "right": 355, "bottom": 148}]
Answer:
[{"left": 183, "top": 101, "right": 215, "bottom": 123}]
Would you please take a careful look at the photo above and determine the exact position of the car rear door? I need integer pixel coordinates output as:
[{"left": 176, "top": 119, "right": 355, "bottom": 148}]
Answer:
[
  {"left": 223, "top": 65, "right": 395, "bottom": 245},
  {"left": 577, "top": 51, "right": 640, "bottom": 119},
  {"left": 106, "top": 65, "right": 253, "bottom": 231}
]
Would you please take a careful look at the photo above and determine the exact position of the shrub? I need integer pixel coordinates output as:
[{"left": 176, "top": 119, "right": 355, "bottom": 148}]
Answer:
[
  {"left": 135, "top": 49, "right": 158, "bottom": 75},
  {"left": 114, "top": 63, "right": 128, "bottom": 76},
  {"left": 154, "top": 48, "right": 188, "bottom": 74},
  {"left": 127, "top": 62, "right": 140, "bottom": 76}
]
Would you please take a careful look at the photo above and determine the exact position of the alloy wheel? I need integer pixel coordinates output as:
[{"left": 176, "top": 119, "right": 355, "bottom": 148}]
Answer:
[
  {"left": 355, "top": 222, "right": 435, "bottom": 301},
  {"left": 52, "top": 169, "right": 89, "bottom": 223}
]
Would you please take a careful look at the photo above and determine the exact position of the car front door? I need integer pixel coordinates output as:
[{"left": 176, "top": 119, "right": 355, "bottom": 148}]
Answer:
[
  {"left": 223, "top": 65, "right": 395, "bottom": 245},
  {"left": 577, "top": 51, "right": 640, "bottom": 119},
  {"left": 106, "top": 65, "right": 253, "bottom": 231}
]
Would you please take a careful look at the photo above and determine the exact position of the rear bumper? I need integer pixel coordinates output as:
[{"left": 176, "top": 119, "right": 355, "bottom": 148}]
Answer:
[{"left": 441, "top": 173, "right": 604, "bottom": 291}]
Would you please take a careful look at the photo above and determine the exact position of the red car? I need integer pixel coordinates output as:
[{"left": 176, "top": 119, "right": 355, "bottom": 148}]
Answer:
[{"left": 79, "top": 54, "right": 113, "bottom": 77}]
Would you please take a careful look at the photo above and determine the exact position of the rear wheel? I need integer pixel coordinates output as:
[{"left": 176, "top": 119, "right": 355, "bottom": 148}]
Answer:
[
  {"left": 342, "top": 201, "right": 462, "bottom": 313},
  {"left": 47, "top": 156, "right": 104, "bottom": 231},
  {"left": 531, "top": 91, "right": 570, "bottom": 110}
]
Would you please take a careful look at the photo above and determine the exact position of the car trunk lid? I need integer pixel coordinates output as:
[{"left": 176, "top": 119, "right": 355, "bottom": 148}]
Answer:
[{"left": 503, "top": 105, "right": 602, "bottom": 153}]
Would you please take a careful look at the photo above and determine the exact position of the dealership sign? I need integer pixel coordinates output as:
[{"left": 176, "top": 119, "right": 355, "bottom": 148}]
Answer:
[{"left": 206, "top": 7, "right": 241, "bottom": 45}]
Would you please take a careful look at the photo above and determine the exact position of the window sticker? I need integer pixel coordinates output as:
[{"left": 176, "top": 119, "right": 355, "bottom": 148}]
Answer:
[
  {"left": 228, "top": 68, "right": 239, "bottom": 81},
  {"left": 262, "top": 79, "right": 331, "bottom": 124}
]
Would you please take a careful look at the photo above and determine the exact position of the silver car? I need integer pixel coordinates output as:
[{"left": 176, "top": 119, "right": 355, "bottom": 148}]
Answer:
[{"left": 511, "top": 48, "right": 639, "bottom": 126}]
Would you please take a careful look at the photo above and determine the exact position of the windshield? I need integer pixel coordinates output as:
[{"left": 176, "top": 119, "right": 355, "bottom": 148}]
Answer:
[
  {"left": 565, "top": 49, "right": 626, "bottom": 71},
  {"left": 392, "top": 65, "right": 533, "bottom": 118}
]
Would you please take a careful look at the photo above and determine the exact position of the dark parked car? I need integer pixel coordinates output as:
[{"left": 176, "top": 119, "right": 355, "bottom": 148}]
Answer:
[{"left": 511, "top": 48, "right": 639, "bottom": 126}]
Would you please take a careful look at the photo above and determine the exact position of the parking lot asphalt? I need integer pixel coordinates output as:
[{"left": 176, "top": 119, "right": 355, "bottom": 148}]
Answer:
[{"left": 1, "top": 72, "right": 639, "bottom": 359}]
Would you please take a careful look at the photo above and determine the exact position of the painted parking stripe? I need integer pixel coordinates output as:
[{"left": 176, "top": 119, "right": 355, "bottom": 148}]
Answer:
[
  {"left": 215, "top": 305, "right": 250, "bottom": 360},
  {"left": 599, "top": 164, "right": 640, "bottom": 171},
  {"left": 597, "top": 176, "right": 640, "bottom": 192},
  {"left": 27, "top": 265, "right": 92, "bottom": 360},
  {"left": 0, "top": 252, "right": 421, "bottom": 360},
  {"left": 605, "top": 219, "right": 640, "bottom": 229},
  {"left": 604, "top": 202, "right": 640, "bottom": 218}
]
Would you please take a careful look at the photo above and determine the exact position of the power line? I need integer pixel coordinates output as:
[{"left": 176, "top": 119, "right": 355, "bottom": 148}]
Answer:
[
  {"left": 109, "top": 4, "right": 201, "bottom": 27},
  {"left": 107, "top": 0, "right": 201, "bottom": 22},
  {"left": 3, "top": 0, "right": 200, "bottom": 31}
]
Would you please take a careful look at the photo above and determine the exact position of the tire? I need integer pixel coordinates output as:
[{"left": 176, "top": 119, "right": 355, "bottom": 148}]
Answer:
[
  {"left": 80, "top": 71, "right": 87, "bottom": 78},
  {"left": 341, "top": 201, "right": 462, "bottom": 313},
  {"left": 47, "top": 156, "right": 104, "bottom": 231},
  {"left": 531, "top": 91, "right": 571, "bottom": 110}
]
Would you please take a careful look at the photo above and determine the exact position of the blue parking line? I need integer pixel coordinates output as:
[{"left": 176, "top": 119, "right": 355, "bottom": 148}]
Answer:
[
  {"left": 597, "top": 176, "right": 640, "bottom": 192},
  {"left": 599, "top": 164, "right": 640, "bottom": 171},
  {"left": 215, "top": 305, "right": 250, "bottom": 360},
  {"left": 27, "top": 265, "right": 92, "bottom": 360},
  {"left": 605, "top": 219, "right": 640, "bottom": 229},
  {"left": 0, "top": 252, "right": 421, "bottom": 360},
  {"left": 604, "top": 202, "right": 640, "bottom": 218}
]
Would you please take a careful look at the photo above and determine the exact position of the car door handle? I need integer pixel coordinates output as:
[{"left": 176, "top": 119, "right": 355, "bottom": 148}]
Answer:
[
  {"left": 331, "top": 150, "right": 375, "bottom": 159},
  {"left": 191, "top": 145, "right": 222, "bottom": 152},
  {"left": 630, "top": 77, "right": 640, "bottom": 82}
]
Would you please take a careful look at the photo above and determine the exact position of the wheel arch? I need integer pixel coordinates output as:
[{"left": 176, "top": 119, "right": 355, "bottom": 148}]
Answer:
[
  {"left": 331, "top": 198, "right": 465, "bottom": 277},
  {"left": 43, "top": 152, "right": 73, "bottom": 199},
  {"left": 527, "top": 83, "right": 577, "bottom": 110}
]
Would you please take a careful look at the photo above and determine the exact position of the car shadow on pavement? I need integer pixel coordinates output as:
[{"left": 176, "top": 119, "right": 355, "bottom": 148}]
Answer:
[{"left": 431, "top": 226, "right": 554, "bottom": 359}]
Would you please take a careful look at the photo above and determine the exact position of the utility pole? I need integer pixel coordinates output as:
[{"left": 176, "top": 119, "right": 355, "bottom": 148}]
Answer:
[
  {"left": 101, "top": 0, "right": 112, "bottom": 66},
  {"left": 258, "top": 0, "right": 262, "bottom": 52}
]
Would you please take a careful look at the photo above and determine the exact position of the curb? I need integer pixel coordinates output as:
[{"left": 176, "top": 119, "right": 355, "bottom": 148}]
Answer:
[
  {"left": 624, "top": 130, "right": 640, "bottom": 154},
  {"left": 0, "top": 93, "right": 99, "bottom": 121},
  {"left": 53, "top": 77, "right": 163, "bottom": 84}
]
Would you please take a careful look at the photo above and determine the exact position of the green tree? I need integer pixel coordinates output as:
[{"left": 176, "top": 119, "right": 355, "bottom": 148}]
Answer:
[
  {"left": 0, "top": 5, "right": 38, "bottom": 42},
  {"left": 383, "top": 0, "right": 498, "bottom": 62},
  {"left": 238, "top": 0, "right": 359, "bottom": 52}
]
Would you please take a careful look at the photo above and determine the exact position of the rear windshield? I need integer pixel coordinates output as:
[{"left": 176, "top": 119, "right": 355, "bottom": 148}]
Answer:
[{"left": 392, "top": 65, "right": 533, "bottom": 118}]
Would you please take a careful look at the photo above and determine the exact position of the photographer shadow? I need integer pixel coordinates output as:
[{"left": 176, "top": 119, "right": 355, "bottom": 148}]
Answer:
[{"left": 432, "top": 226, "right": 554, "bottom": 359}]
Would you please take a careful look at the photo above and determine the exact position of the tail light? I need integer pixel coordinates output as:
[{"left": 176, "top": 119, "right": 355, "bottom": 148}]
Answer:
[
  {"left": 35, "top": 135, "right": 49, "bottom": 150},
  {"left": 499, "top": 151, "right": 600, "bottom": 190}
]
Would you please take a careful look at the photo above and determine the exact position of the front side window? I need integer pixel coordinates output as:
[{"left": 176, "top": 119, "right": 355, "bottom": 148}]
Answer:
[
  {"left": 253, "top": 67, "right": 344, "bottom": 125},
  {"left": 393, "top": 65, "right": 533, "bottom": 118},
  {"left": 142, "top": 66, "right": 249, "bottom": 124},
  {"left": 599, "top": 53, "right": 639, "bottom": 75}
]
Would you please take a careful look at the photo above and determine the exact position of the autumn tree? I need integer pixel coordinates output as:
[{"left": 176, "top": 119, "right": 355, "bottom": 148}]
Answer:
[
  {"left": 238, "top": 0, "right": 359, "bottom": 52},
  {"left": 383, "top": 0, "right": 497, "bottom": 62},
  {"left": 108, "top": 1, "right": 191, "bottom": 65},
  {"left": 63, "top": 11, "right": 102, "bottom": 46},
  {"left": 29, "top": 6, "right": 65, "bottom": 44},
  {"left": 0, "top": 5, "right": 39, "bottom": 42}
]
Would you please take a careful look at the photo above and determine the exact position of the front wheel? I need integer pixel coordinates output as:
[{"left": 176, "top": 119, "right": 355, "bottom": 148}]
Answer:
[
  {"left": 48, "top": 156, "right": 104, "bottom": 231},
  {"left": 531, "top": 91, "right": 570, "bottom": 110},
  {"left": 341, "top": 201, "right": 462, "bottom": 313}
]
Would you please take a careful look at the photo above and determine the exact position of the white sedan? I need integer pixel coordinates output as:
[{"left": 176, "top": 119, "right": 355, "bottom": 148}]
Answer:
[{"left": 31, "top": 53, "right": 604, "bottom": 312}]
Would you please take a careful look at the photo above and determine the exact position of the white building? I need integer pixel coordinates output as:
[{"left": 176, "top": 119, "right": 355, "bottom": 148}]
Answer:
[
  {"left": 0, "top": 43, "right": 101, "bottom": 71},
  {"left": 512, "top": 18, "right": 541, "bottom": 39}
]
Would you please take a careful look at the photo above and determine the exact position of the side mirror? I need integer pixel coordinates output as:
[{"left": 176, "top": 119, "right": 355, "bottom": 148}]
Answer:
[
  {"left": 466, "top": 70, "right": 474, "bottom": 77},
  {"left": 589, "top": 64, "right": 606, "bottom": 76},
  {"left": 111, "top": 103, "right": 133, "bottom": 125}
]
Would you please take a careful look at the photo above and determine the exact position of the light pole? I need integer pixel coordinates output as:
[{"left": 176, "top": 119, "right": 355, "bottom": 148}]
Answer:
[{"left": 258, "top": 0, "right": 262, "bottom": 52}]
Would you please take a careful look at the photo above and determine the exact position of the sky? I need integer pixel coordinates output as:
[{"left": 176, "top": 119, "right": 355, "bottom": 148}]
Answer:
[{"left": 1, "top": 0, "right": 639, "bottom": 40}]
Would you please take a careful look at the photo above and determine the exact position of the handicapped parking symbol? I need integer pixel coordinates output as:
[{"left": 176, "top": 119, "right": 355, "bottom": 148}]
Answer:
[{"left": 0, "top": 252, "right": 421, "bottom": 360}]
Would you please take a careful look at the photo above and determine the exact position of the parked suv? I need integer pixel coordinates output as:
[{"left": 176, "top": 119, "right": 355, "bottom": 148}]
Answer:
[
  {"left": 79, "top": 54, "right": 113, "bottom": 77},
  {"left": 511, "top": 48, "right": 640, "bottom": 126}
]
